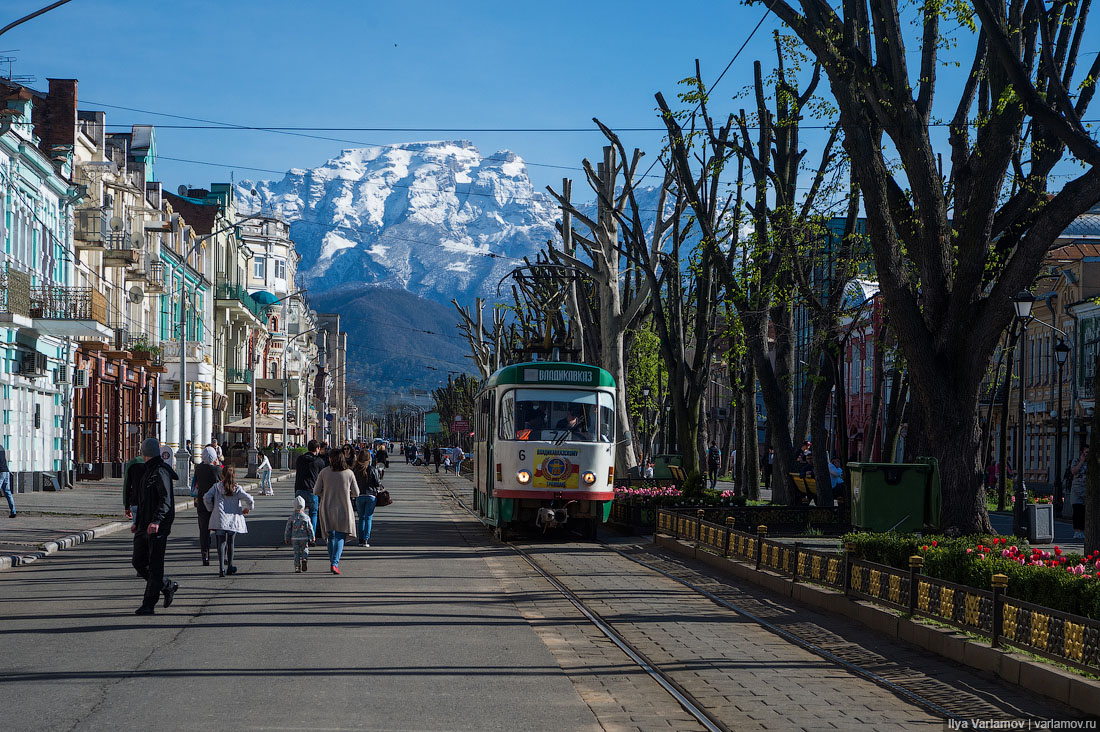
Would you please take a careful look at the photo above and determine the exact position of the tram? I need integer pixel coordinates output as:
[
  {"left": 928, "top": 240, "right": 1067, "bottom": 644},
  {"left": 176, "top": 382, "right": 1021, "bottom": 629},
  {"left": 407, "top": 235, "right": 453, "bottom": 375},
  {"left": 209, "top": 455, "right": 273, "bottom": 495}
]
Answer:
[{"left": 472, "top": 361, "right": 616, "bottom": 538}]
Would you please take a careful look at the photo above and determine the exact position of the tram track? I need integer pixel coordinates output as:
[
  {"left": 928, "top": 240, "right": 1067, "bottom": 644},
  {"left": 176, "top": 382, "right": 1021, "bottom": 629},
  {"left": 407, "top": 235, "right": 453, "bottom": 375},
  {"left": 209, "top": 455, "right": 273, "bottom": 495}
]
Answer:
[{"left": 429, "top": 472, "right": 975, "bottom": 729}]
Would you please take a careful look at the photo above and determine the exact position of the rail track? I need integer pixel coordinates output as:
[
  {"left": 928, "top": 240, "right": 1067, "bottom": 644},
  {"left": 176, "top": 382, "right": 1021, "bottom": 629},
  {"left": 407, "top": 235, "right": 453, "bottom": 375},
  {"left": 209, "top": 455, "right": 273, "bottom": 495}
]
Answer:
[{"left": 430, "top": 473, "right": 976, "bottom": 728}]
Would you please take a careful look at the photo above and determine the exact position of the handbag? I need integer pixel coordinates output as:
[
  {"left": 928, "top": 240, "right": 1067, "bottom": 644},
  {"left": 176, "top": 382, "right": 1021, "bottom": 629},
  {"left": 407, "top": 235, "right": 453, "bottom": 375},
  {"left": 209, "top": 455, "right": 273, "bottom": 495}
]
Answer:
[{"left": 375, "top": 489, "right": 392, "bottom": 507}]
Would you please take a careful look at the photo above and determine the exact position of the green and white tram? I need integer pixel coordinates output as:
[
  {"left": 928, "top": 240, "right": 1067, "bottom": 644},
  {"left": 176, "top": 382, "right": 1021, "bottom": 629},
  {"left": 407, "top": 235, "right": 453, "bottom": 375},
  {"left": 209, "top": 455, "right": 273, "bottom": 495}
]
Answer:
[{"left": 472, "top": 362, "right": 617, "bottom": 538}]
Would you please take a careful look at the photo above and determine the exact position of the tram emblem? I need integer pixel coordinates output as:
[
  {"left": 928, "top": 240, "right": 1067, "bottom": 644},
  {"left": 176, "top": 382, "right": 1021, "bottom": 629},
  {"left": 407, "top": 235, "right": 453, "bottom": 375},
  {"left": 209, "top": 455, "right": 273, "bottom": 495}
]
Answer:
[
  {"left": 543, "top": 457, "right": 571, "bottom": 480},
  {"left": 534, "top": 448, "right": 580, "bottom": 489}
]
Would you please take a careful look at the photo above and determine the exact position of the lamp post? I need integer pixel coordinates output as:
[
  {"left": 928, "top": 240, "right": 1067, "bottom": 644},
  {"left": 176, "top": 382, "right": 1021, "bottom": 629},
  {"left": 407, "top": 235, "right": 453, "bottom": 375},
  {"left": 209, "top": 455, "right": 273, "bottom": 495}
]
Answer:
[
  {"left": 1055, "top": 338, "right": 1071, "bottom": 515},
  {"left": 1013, "top": 291, "right": 1035, "bottom": 538}
]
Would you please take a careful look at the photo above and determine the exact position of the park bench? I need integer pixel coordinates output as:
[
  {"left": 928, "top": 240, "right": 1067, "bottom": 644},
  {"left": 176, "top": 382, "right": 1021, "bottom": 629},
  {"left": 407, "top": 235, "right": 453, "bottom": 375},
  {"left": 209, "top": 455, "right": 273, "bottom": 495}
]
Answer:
[{"left": 789, "top": 472, "right": 818, "bottom": 503}]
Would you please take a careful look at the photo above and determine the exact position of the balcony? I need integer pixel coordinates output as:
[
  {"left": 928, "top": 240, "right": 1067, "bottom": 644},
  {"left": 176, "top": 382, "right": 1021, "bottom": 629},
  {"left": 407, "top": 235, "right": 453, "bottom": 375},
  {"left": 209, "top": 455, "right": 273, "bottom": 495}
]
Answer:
[
  {"left": 227, "top": 368, "right": 253, "bottom": 385},
  {"left": 215, "top": 282, "right": 265, "bottom": 322},
  {"left": 144, "top": 260, "right": 167, "bottom": 293},
  {"left": 103, "top": 231, "right": 142, "bottom": 267},
  {"left": 74, "top": 209, "right": 108, "bottom": 250},
  {"left": 28, "top": 285, "right": 114, "bottom": 339},
  {"left": 0, "top": 267, "right": 33, "bottom": 328}
]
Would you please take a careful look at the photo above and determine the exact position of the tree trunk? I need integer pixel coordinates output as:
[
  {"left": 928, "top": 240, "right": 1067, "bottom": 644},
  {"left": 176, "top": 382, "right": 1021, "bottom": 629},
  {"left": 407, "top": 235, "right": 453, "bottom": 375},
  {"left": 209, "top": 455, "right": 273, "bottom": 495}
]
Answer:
[
  {"left": 883, "top": 371, "right": 909, "bottom": 463},
  {"left": 914, "top": 373, "right": 992, "bottom": 534},
  {"left": 744, "top": 355, "right": 760, "bottom": 499},
  {"left": 997, "top": 341, "right": 1016, "bottom": 511},
  {"left": 600, "top": 316, "right": 636, "bottom": 475},
  {"left": 810, "top": 355, "right": 835, "bottom": 507},
  {"left": 745, "top": 311, "right": 796, "bottom": 504},
  {"left": 1086, "top": 348, "right": 1100, "bottom": 556}
]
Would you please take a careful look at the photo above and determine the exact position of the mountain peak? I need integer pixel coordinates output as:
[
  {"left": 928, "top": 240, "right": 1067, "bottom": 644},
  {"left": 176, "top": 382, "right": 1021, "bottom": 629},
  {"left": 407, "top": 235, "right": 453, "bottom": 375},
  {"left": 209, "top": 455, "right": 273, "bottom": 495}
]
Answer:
[{"left": 238, "top": 141, "right": 557, "bottom": 304}]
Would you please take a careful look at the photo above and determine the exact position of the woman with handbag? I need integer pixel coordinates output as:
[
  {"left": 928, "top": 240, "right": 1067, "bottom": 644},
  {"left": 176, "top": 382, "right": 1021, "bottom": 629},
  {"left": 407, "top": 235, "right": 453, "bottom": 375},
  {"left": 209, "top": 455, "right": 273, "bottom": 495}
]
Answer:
[
  {"left": 203, "top": 466, "right": 254, "bottom": 577},
  {"left": 313, "top": 449, "right": 358, "bottom": 574},
  {"left": 351, "top": 450, "right": 382, "bottom": 547}
]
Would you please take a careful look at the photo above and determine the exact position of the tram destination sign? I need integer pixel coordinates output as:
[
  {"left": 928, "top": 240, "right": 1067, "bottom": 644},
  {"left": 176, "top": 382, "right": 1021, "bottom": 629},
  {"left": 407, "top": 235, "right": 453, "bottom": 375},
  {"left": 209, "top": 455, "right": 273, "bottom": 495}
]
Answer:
[{"left": 523, "top": 366, "right": 597, "bottom": 385}]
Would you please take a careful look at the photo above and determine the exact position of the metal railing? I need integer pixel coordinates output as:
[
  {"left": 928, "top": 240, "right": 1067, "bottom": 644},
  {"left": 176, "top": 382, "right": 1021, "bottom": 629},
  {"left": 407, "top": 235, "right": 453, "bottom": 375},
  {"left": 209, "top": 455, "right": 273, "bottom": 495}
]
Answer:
[
  {"left": 28, "top": 285, "right": 108, "bottom": 325},
  {"left": 656, "top": 510, "right": 1100, "bottom": 674},
  {"left": 215, "top": 282, "right": 264, "bottom": 319},
  {"left": 227, "top": 368, "right": 253, "bottom": 385},
  {"left": 74, "top": 209, "right": 107, "bottom": 243}
]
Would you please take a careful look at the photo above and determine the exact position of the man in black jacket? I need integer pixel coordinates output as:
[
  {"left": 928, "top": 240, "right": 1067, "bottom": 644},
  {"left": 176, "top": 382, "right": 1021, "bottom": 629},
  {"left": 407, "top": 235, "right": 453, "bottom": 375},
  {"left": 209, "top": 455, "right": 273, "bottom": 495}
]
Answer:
[
  {"left": 295, "top": 440, "right": 323, "bottom": 545},
  {"left": 132, "top": 438, "right": 180, "bottom": 615}
]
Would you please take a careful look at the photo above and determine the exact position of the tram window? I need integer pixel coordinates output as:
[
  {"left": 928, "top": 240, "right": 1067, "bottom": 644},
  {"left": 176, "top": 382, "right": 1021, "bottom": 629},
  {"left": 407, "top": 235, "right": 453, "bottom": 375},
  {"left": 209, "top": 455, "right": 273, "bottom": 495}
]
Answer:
[
  {"left": 505, "top": 389, "right": 610, "bottom": 443},
  {"left": 498, "top": 392, "right": 515, "bottom": 441},
  {"left": 598, "top": 391, "right": 615, "bottom": 443}
]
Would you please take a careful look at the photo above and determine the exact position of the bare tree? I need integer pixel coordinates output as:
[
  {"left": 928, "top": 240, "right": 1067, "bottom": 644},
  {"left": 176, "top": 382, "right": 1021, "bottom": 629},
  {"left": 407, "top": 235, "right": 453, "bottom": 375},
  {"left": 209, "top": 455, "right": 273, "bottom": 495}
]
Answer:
[
  {"left": 547, "top": 147, "right": 656, "bottom": 473},
  {"left": 760, "top": 0, "right": 1100, "bottom": 531}
]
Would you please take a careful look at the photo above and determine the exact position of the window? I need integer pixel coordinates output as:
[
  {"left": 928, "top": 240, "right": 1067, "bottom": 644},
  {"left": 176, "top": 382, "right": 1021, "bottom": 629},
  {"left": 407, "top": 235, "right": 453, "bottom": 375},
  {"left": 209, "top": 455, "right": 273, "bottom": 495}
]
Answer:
[
  {"left": 502, "top": 388, "right": 613, "bottom": 443},
  {"left": 254, "top": 258, "right": 266, "bottom": 279},
  {"left": 274, "top": 258, "right": 286, "bottom": 280}
]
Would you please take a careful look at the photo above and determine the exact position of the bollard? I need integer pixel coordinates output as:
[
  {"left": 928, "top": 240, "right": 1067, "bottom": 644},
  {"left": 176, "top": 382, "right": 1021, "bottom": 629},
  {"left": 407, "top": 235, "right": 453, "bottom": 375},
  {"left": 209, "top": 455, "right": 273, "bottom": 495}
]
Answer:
[
  {"left": 724, "top": 516, "right": 734, "bottom": 557},
  {"left": 696, "top": 509, "right": 705, "bottom": 543},
  {"left": 991, "top": 573, "right": 1008, "bottom": 648},
  {"left": 843, "top": 541, "right": 857, "bottom": 596},
  {"left": 908, "top": 555, "right": 924, "bottom": 617},
  {"left": 756, "top": 525, "right": 767, "bottom": 570}
]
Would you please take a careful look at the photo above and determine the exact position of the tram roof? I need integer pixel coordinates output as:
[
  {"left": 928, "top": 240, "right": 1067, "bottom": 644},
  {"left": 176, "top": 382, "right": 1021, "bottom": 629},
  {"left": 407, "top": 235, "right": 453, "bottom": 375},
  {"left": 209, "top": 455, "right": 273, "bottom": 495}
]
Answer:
[{"left": 483, "top": 362, "right": 616, "bottom": 390}]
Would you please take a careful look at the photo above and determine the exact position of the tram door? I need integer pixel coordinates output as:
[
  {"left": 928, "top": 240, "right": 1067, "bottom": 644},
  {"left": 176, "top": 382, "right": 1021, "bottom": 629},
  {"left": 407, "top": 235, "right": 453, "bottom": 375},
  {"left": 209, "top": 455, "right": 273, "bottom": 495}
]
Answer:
[{"left": 481, "top": 395, "right": 494, "bottom": 519}]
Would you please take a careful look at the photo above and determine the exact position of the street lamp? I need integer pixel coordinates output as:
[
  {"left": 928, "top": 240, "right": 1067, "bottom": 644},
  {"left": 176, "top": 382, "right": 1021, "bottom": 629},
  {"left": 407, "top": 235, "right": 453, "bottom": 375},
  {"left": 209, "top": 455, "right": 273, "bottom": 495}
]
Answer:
[
  {"left": 1012, "top": 290, "right": 1035, "bottom": 537},
  {"left": 1055, "top": 338, "right": 1071, "bottom": 515}
]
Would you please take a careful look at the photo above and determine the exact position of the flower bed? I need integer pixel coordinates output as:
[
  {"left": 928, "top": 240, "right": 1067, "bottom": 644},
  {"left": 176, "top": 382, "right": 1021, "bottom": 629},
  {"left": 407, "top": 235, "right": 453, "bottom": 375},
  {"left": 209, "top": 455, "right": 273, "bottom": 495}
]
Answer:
[{"left": 844, "top": 532, "right": 1100, "bottom": 620}]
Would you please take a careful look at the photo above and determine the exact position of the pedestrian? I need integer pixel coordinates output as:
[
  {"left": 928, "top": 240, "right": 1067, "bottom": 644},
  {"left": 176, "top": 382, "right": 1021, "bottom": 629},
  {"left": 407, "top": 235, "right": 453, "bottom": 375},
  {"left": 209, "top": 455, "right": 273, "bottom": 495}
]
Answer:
[
  {"left": 423, "top": 442, "right": 431, "bottom": 467},
  {"left": 452, "top": 445, "right": 464, "bottom": 474},
  {"left": 258, "top": 452, "right": 273, "bottom": 496},
  {"left": 294, "top": 440, "right": 324, "bottom": 546},
  {"left": 212, "top": 438, "right": 225, "bottom": 465},
  {"left": 319, "top": 441, "right": 331, "bottom": 467},
  {"left": 0, "top": 442, "right": 14, "bottom": 518},
  {"left": 762, "top": 448, "right": 774, "bottom": 491},
  {"left": 1070, "top": 446, "right": 1088, "bottom": 539},
  {"left": 192, "top": 446, "right": 221, "bottom": 566},
  {"left": 706, "top": 441, "right": 721, "bottom": 490},
  {"left": 376, "top": 443, "right": 389, "bottom": 469},
  {"left": 284, "top": 495, "right": 315, "bottom": 572},
  {"left": 132, "top": 438, "right": 179, "bottom": 616},
  {"left": 203, "top": 465, "right": 254, "bottom": 577},
  {"left": 351, "top": 449, "right": 383, "bottom": 547},
  {"left": 123, "top": 451, "right": 145, "bottom": 526},
  {"left": 433, "top": 444, "right": 442, "bottom": 473},
  {"left": 313, "top": 448, "right": 359, "bottom": 575}
]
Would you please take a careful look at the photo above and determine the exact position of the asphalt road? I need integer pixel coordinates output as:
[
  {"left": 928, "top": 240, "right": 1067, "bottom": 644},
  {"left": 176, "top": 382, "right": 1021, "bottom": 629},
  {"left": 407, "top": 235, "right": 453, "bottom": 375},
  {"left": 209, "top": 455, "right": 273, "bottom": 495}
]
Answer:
[{"left": 0, "top": 463, "right": 601, "bottom": 732}]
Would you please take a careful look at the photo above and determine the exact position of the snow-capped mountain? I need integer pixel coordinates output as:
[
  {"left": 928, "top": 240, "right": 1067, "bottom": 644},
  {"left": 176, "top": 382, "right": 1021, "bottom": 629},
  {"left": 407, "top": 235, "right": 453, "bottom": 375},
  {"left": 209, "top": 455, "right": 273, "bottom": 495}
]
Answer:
[{"left": 238, "top": 141, "right": 561, "bottom": 304}]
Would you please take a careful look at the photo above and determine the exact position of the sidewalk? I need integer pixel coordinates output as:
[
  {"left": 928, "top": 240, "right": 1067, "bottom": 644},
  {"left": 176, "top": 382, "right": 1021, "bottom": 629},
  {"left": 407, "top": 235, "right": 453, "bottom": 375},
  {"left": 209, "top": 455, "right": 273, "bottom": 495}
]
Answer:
[{"left": 0, "top": 468, "right": 295, "bottom": 570}]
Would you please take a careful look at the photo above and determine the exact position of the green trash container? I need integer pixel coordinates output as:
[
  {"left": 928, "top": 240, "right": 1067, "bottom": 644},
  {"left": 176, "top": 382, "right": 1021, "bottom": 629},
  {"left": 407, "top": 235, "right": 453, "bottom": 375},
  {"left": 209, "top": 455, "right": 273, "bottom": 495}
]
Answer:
[{"left": 849, "top": 458, "right": 941, "bottom": 533}]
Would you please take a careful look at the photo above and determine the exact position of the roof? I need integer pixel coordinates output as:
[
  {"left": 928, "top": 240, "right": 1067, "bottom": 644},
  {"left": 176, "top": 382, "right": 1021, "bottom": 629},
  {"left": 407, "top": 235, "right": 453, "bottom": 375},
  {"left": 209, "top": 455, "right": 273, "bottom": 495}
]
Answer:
[
  {"left": 250, "top": 290, "right": 279, "bottom": 306},
  {"left": 1046, "top": 242, "right": 1100, "bottom": 261},
  {"left": 163, "top": 191, "right": 218, "bottom": 235},
  {"left": 1059, "top": 214, "right": 1100, "bottom": 240},
  {"left": 483, "top": 362, "right": 616, "bottom": 390}
]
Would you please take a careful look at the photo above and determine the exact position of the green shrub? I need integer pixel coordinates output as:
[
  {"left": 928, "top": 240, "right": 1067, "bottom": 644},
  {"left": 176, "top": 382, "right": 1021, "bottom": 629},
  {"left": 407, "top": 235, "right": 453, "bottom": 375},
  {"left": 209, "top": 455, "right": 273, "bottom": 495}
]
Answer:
[
  {"left": 681, "top": 472, "right": 706, "bottom": 499},
  {"left": 842, "top": 531, "right": 1100, "bottom": 620}
]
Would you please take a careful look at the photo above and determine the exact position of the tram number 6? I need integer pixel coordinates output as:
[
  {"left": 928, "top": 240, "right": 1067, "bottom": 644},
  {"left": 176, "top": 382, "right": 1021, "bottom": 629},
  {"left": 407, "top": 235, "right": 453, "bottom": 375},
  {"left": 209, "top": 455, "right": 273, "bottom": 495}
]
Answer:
[{"left": 518, "top": 450, "right": 526, "bottom": 461}]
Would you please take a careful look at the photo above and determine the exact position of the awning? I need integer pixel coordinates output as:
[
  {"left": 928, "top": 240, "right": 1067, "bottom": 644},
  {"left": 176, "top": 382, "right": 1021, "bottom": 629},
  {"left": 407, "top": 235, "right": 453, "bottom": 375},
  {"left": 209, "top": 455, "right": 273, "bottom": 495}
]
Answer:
[{"left": 223, "top": 414, "right": 303, "bottom": 435}]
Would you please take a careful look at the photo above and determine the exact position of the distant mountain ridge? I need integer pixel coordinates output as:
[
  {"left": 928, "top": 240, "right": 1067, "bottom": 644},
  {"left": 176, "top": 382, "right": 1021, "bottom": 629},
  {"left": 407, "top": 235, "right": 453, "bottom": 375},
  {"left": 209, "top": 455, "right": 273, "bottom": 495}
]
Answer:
[{"left": 239, "top": 141, "right": 560, "bottom": 306}]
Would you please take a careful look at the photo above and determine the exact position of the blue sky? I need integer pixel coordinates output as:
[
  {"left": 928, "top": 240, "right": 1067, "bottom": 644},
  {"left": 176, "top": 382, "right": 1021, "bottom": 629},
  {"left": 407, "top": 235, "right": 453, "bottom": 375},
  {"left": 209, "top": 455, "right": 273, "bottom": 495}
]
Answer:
[{"left": 7, "top": 0, "right": 785, "bottom": 193}]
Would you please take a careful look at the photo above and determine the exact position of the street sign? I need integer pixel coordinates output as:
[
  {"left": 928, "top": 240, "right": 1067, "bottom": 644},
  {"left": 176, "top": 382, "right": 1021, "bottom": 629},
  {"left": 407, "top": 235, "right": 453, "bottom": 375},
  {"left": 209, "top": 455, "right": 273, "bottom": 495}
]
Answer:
[
  {"left": 452, "top": 419, "right": 471, "bottom": 433},
  {"left": 326, "top": 413, "right": 334, "bottom": 421}
]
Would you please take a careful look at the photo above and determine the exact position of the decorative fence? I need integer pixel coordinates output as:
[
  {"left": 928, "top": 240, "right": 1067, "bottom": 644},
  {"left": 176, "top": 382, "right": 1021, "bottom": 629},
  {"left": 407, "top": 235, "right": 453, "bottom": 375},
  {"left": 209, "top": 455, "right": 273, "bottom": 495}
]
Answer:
[
  {"left": 614, "top": 503, "right": 847, "bottom": 535},
  {"left": 656, "top": 509, "right": 1100, "bottom": 674}
]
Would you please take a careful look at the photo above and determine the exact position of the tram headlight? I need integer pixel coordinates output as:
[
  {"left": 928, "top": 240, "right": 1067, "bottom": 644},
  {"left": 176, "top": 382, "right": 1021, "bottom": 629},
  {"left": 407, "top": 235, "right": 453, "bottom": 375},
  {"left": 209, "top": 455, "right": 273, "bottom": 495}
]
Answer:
[
  {"left": 582, "top": 471, "right": 596, "bottom": 486},
  {"left": 517, "top": 470, "right": 531, "bottom": 484}
]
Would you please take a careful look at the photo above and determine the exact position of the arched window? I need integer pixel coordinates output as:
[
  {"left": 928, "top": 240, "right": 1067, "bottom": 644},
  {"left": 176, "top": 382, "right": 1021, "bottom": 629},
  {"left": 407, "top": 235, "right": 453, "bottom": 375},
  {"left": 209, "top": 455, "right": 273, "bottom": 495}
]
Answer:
[
  {"left": 270, "top": 361, "right": 279, "bottom": 379},
  {"left": 269, "top": 314, "right": 279, "bottom": 333}
]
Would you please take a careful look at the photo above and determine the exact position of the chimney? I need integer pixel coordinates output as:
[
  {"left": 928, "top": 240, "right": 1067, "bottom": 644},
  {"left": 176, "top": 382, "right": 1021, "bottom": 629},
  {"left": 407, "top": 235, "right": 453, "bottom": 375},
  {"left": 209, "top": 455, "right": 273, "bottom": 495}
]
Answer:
[{"left": 41, "top": 78, "right": 77, "bottom": 158}]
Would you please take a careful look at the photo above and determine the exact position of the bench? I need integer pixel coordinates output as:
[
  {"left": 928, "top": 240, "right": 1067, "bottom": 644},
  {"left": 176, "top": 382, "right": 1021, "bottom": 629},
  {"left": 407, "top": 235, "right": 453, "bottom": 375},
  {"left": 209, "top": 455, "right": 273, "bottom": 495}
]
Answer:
[{"left": 789, "top": 472, "right": 818, "bottom": 502}]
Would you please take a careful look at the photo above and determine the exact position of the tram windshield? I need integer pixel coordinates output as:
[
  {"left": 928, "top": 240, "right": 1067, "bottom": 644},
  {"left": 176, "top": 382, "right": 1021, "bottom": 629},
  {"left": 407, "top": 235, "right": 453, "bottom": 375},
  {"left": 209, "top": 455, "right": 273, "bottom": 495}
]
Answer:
[{"left": 501, "top": 389, "right": 615, "bottom": 443}]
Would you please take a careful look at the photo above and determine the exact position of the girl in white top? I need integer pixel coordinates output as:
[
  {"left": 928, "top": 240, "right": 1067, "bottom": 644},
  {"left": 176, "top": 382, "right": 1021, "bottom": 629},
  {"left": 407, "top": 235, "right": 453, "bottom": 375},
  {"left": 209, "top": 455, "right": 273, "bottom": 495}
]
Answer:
[
  {"left": 203, "top": 466, "right": 255, "bottom": 576},
  {"left": 258, "top": 453, "right": 273, "bottom": 495}
]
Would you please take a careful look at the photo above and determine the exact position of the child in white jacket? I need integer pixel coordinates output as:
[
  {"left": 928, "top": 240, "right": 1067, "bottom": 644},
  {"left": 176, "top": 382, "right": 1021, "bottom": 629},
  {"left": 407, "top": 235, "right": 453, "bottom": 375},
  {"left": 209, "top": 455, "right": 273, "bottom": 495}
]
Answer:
[
  {"left": 284, "top": 495, "right": 316, "bottom": 572},
  {"left": 203, "top": 466, "right": 254, "bottom": 577}
]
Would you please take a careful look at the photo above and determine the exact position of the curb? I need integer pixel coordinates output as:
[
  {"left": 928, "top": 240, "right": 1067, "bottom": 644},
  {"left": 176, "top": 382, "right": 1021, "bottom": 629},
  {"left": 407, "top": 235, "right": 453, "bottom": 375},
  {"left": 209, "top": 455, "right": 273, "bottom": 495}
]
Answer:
[
  {"left": 0, "top": 473, "right": 297, "bottom": 571},
  {"left": 655, "top": 533, "right": 1100, "bottom": 718}
]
